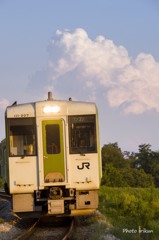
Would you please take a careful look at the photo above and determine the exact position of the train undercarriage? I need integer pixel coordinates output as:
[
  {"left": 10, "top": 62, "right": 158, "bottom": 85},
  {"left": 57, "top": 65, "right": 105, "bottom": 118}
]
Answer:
[{"left": 12, "top": 186, "right": 98, "bottom": 218}]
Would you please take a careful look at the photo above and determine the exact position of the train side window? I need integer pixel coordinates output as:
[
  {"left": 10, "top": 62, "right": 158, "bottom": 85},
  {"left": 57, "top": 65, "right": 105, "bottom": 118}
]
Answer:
[
  {"left": 8, "top": 118, "right": 37, "bottom": 157},
  {"left": 45, "top": 124, "right": 60, "bottom": 154},
  {"left": 69, "top": 115, "right": 97, "bottom": 154}
]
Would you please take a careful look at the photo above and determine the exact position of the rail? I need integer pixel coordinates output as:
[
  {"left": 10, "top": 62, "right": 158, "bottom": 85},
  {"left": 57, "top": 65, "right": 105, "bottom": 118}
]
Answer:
[
  {"left": 0, "top": 188, "right": 11, "bottom": 200},
  {"left": 15, "top": 218, "right": 40, "bottom": 240},
  {"left": 62, "top": 217, "right": 75, "bottom": 240}
]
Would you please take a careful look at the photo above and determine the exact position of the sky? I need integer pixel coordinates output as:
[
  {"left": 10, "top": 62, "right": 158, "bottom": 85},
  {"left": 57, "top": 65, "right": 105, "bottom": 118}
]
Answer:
[{"left": 0, "top": 0, "right": 159, "bottom": 153}]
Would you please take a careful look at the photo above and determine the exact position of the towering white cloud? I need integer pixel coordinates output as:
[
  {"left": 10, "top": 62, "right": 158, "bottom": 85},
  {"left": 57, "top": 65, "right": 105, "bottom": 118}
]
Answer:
[
  {"left": 46, "top": 28, "right": 159, "bottom": 114},
  {"left": 107, "top": 53, "right": 159, "bottom": 114},
  {"left": 48, "top": 28, "right": 129, "bottom": 83}
]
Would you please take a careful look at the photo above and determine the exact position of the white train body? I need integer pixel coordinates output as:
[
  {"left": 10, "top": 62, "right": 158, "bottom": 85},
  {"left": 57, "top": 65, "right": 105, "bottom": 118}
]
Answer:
[{"left": 2, "top": 93, "right": 102, "bottom": 217}]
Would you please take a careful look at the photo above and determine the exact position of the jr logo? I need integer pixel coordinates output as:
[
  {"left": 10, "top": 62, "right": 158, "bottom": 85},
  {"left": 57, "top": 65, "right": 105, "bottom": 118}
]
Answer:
[{"left": 77, "top": 162, "right": 90, "bottom": 170}]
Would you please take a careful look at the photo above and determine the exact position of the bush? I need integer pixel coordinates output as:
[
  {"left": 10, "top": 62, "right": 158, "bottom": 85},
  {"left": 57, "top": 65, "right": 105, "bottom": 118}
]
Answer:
[
  {"left": 101, "top": 164, "right": 128, "bottom": 187},
  {"left": 99, "top": 187, "right": 159, "bottom": 239}
]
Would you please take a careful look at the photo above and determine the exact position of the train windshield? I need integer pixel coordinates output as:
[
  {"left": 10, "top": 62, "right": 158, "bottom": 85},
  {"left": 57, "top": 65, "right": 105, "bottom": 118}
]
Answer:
[
  {"left": 69, "top": 115, "right": 97, "bottom": 154},
  {"left": 8, "top": 118, "right": 37, "bottom": 157}
]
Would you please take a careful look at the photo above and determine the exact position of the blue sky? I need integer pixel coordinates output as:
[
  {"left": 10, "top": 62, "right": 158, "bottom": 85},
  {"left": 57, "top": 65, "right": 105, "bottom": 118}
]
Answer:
[{"left": 0, "top": 0, "right": 159, "bottom": 152}]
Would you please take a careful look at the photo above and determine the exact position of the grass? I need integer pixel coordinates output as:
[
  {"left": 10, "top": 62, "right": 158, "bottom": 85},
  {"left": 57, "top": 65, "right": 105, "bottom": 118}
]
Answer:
[
  {"left": 0, "top": 178, "right": 4, "bottom": 188},
  {"left": 0, "top": 218, "right": 4, "bottom": 224},
  {"left": 99, "top": 187, "right": 159, "bottom": 240}
]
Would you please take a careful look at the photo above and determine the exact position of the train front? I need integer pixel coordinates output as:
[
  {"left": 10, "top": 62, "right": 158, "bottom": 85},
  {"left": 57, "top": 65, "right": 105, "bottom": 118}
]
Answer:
[{"left": 5, "top": 95, "right": 102, "bottom": 217}]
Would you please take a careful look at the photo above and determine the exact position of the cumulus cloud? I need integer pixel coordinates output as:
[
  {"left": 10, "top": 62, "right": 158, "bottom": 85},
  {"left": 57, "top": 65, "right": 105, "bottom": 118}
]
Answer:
[
  {"left": 48, "top": 28, "right": 130, "bottom": 82},
  {"left": 107, "top": 53, "right": 159, "bottom": 113},
  {"left": 36, "top": 28, "right": 159, "bottom": 114}
]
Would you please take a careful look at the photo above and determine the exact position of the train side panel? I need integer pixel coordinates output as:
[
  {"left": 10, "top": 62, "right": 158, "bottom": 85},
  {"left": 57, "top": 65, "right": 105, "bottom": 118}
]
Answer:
[
  {"left": 69, "top": 153, "right": 100, "bottom": 190},
  {"left": 9, "top": 156, "right": 38, "bottom": 193}
]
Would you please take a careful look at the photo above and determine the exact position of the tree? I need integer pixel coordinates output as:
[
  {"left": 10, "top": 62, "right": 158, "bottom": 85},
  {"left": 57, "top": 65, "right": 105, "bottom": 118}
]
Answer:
[
  {"left": 149, "top": 151, "right": 159, "bottom": 187},
  {"left": 134, "top": 144, "right": 154, "bottom": 172},
  {"left": 101, "top": 142, "right": 156, "bottom": 187},
  {"left": 102, "top": 142, "right": 127, "bottom": 169},
  {"left": 121, "top": 168, "right": 154, "bottom": 187},
  {"left": 102, "top": 164, "right": 127, "bottom": 187}
]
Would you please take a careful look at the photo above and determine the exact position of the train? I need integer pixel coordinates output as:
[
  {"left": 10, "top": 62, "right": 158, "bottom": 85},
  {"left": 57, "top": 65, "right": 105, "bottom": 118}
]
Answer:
[{"left": 0, "top": 92, "right": 102, "bottom": 217}]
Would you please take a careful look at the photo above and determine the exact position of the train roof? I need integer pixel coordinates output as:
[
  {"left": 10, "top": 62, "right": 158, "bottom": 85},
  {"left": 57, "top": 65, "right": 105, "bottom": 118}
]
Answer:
[{"left": 6, "top": 98, "right": 97, "bottom": 118}]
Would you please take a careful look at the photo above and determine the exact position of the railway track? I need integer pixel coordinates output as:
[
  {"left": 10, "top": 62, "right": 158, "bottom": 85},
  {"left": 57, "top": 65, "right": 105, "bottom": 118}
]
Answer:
[
  {"left": 0, "top": 189, "right": 11, "bottom": 200},
  {"left": 13, "top": 216, "right": 74, "bottom": 240},
  {"left": 0, "top": 190, "right": 75, "bottom": 240},
  {"left": 15, "top": 218, "right": 40, "bottom": 240}
]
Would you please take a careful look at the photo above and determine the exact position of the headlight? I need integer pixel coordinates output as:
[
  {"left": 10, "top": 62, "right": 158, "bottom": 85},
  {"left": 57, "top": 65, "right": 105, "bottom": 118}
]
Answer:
[{"left": 43, "top": 106, "right": 60, "bottom": 113}]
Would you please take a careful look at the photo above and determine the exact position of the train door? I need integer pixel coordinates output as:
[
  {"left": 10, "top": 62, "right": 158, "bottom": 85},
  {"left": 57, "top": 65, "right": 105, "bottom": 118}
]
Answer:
[{"left": 42, "top": 120, "right": 65, "bottom": 183}]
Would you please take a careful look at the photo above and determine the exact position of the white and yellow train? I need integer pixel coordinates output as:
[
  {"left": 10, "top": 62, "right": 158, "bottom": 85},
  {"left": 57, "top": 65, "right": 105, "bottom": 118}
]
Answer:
[{"left": 0, "top": 92, "right": 102, "bottom": 217}]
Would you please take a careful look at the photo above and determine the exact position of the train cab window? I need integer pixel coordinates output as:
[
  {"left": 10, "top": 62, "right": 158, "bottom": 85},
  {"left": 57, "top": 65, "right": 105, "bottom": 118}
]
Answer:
[
  {"left": 8, "top": 118, "right": 36, "bottom": 156},
  {"left": 45, "top": 124, "right": 60, "bottom": 154},
  {"left": 69, "top": 115, "right": 97, "bottom": 154}
]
